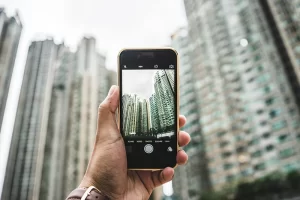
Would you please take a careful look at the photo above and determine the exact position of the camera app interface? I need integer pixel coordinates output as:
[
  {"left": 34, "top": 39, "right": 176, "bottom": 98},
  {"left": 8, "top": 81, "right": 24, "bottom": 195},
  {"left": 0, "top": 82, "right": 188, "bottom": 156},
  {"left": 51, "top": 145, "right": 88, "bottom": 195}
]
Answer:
[{"left": 121, "top": 65, "right": 176, "bottom": 154}]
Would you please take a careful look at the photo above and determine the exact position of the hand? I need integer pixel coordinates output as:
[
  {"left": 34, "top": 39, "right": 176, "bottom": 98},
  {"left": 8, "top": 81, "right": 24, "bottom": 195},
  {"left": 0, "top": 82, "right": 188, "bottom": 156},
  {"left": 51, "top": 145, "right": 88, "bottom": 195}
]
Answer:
[{"left": 79, "top": 85, "right": 190, "bottom": 200}]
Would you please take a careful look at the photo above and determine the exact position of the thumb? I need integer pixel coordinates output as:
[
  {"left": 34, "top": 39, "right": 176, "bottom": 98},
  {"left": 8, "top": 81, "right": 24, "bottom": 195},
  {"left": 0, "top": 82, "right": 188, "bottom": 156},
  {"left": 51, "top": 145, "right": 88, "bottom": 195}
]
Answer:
[
  {"left": 97, "top": 85, "right": 120, "bottom": 140},
  {"left": 99, "top": 85, "right": 119, "bottom": 113}
]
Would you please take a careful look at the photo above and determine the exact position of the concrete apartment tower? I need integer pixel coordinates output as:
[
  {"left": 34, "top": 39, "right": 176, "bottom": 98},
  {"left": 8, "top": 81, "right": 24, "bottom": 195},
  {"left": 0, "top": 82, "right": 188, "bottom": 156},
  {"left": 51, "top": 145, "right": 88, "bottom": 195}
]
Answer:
[
  {"left": 171, "top": 28, "right": 211, "bottom": 200},
  {"left": 171, "top": 0, "right": 300, "bottom": 199},
  {"left": 39, "top": 37, "right": 109, "bottom": 199},
  {"left": 2, "top": 36, "right": 112, "bottom": 200},
  {"left": 76, "top": 37, "right": 107, "bottom": 180},
  {"left": 2, "top": 39, "right": 59, "bottom": 200},
  {"left": 0, "top": 8, "right": 22, "bottom": 132},
  {"left": 38, "top": 46, "right": 76, "bottom": 200}
]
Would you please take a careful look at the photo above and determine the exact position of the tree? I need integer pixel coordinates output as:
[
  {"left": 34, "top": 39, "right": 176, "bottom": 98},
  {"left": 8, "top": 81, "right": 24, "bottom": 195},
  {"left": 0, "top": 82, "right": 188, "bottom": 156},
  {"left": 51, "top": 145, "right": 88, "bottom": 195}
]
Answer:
[
  {"left": 286, "top": 170, "right": 300, "bottom": 191},
  {"left": 200, "top": 191, "right": 228, "bottom": 200}
]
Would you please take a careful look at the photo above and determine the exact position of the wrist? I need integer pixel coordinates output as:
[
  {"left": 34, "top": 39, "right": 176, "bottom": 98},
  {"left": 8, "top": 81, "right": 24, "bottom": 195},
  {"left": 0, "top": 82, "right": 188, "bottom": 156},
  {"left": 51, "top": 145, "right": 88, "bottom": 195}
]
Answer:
[
  {"left": 80, "top": 176, "right": 121, "bottom": 200},
  {"left": 66, "top": 186, "right": 109, "bottom": 200}
]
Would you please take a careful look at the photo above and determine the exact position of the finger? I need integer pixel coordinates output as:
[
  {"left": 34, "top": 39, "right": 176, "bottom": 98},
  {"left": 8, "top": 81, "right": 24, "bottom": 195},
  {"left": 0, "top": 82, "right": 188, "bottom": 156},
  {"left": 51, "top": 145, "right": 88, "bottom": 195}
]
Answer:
[
  {"left": 179, "top": 115, "right": 186, "bottom": 128},
  {"left": 151, "top": 167, "right": 174, "bottom": 187},
  {"left": 178, "top": 131, "right": 190, "bottom": 147},
  {"left": 177, "top": 150, "right": 188, "bottom": 165},
  {"left": 99, "top": 85, "right": 119, "bottom": 113}
]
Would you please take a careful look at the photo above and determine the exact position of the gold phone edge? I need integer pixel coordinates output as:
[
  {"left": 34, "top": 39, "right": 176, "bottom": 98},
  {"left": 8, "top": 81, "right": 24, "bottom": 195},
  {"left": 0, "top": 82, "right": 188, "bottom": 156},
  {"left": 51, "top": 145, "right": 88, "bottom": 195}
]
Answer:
[{"left": 117, "top": 47, "right": 180, "bottom": 171}]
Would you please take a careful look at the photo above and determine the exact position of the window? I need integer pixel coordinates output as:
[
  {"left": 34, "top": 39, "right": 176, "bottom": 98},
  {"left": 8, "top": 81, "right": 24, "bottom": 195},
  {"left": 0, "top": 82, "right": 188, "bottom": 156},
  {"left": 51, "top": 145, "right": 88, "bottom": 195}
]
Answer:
[
  {"left": 217, "top": 131, "right": 226, "bottom": 137},
  {"left": 292, "top": 120, "right": 299, "bottom": 129},
  {"left": 248, "top": 77, "right": 255, "bottom": 83},
  {"left": 272, "top": 120, "right": 287, "bottom": 131},
  {"left": 284, "top": 163, "right": 298, "bottom": 172},
  {"left": 257, "top": 65, "right": 264, "bottom": 72},
  {"left": 245, "top": 67, "right": 252, "bottom": 72},
  {"left": 254, "top": 54, "right": 261, "bottom": 61},
  {"left": 245, "top": 128, "right": 252, "bottom": 134},
  {"left": 243, "top": 59, "right": 248, "bottom": 63},
  {"left": 262, "top": 132, "right": 270, "bottom": 139},
  {"left": 241, "top": 168, "right": 252, "bottom": 177},
  {"left": 224, "top": 163, "right": 234, "bottom": 170},
  {"left": 278, "top": 134, "right": 289, "bottom": 143},
  {"left": 236, "top": 146, "right": 246, "bottom": 153},
  {"left": 279, "top": 148, "right": 295, "bottom": 159},
  {"left": 265, "top": 97, "right": 275, "bottom": 106},
  {"left": 236, "top": 135, "right": 242, "bottom": 141},
  {"left": 257, "top": 109, "right": 264, "bottom": 114},
  {"left": 226, "top": 174, "right": 235, "bottom": 182},
  {"left": 210, "top": 168, "right": 217, "bottom": 174},
  {"left": 252, "top": 150, "right": 262, "bottom": 158},
  {"left": 269, "top": 109, "right": 281, "bottom": 118},
  {"left": 254, "top": 163, "right": 265, "bottom": 171},
  {"left": 259, "top": 75, "right": 270, "bottom": 85},
  {"left": 220, "top": 141, "right": 229, "bottom": 148},
  {"left": 285, "top": 97, "right": 291, "bottom": 104},
  {"left": 260, "top": 121, "right": 267, "bottom": 126},
  {"left": 248, "top": 138, "right": 259, "bottom": 146},
  {"left": 263, "top": 85, "right": 271, "bottom": 93},
  {"left": 289, "top": 108, "right": 296, "bottom": 116},
  {"left": 222, "top": 152, "right": 232, "bottom": 158},
  {"left": 266, "top": 144, "right": 274, "bottom": 152}
]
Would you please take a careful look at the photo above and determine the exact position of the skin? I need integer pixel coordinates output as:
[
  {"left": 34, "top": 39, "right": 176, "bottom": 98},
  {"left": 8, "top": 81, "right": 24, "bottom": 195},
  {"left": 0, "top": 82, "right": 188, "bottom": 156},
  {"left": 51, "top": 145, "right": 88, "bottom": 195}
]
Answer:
[{"left": 79, "top": 85, "right": 190, "bottom": 200}]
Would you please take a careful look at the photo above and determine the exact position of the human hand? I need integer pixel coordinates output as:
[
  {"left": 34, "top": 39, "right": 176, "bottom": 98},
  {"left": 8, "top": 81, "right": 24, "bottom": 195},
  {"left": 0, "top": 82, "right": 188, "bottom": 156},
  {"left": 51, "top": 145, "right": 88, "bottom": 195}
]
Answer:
[{"left": 79, "top": 85, "right": 190, "bottom": 200}]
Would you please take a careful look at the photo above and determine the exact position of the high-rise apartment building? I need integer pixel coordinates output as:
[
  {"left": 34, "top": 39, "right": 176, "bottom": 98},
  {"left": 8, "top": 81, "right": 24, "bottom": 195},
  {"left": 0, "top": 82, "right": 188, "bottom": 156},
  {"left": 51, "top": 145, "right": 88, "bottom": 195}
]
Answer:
[
  {"left": 106, "top": 69, "right": 118, "bottom": 89},
  {"left": 0, "top": 8, "right": 22, "bottom": 132},
  {"left": 39, "top": 47, "right": 76, "bottom": 200},
  {"left": 153, "top": 70, "right": 175, "bottom": 130},
  {"left": 171, "top": 28, "right": 211, "bottom": 200},
  {"left": 175, "top": 0, "right": 300, "bottom": 198},
  {"left": 41, "top": 37, "right": 108, "bottom": 198},
  {"left": 261, "top": 0, "right": 300, "bottom": 108},
  {"left": 76, "top": 37, "right": 107, "bottom": 180},
  {"left": 122, "top": 70, "right": 175, "bottom": 138},
  {"left": 2, "top": 36, "right": 112, "bottom": 199},
  {"left": 2, "top": 39, "right": 59, "bottom": 200}
]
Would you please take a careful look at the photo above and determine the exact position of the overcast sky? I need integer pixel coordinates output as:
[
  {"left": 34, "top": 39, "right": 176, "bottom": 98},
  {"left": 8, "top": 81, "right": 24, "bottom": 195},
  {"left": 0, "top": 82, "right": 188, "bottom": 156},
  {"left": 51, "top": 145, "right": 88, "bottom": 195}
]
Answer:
[
  {"left": 0, "top": 0, "right": 187, "bottom": 196},
  {"left": 123, "top": 70, "right": 157, "bottom": 99}
]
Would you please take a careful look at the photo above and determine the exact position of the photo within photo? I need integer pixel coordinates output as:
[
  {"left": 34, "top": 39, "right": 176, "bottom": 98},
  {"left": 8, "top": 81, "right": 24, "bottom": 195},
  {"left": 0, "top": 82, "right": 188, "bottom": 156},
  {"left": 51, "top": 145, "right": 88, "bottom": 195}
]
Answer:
[{"left": 122, "top": 69, "right": 175, "bottom": 139}]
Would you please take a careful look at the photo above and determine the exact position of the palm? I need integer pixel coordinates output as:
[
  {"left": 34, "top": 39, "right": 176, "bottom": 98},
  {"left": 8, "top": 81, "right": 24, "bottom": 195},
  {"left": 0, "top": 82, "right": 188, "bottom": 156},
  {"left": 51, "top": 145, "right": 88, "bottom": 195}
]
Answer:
[{"left": 125, "top": 171, "right": 154, "bottom": 200}]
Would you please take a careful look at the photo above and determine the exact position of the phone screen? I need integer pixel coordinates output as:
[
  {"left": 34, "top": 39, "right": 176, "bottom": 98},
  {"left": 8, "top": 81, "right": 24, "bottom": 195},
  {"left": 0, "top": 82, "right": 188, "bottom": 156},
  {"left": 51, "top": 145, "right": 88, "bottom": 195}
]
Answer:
[{"left": 119, "top": 49, "right": 178, "bottom": 169}]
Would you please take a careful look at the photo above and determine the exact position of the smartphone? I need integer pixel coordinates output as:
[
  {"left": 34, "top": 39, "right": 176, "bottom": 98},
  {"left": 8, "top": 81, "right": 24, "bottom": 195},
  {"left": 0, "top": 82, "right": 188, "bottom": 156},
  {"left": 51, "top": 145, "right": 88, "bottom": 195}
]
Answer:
[{"left": 118, "top": 48, "right": 179, "bottom": 170}]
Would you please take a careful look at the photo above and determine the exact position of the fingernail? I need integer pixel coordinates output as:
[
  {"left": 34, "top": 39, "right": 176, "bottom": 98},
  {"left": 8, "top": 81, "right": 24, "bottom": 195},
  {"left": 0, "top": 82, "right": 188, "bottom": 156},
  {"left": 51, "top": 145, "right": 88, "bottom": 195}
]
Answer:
[{"left": 108, "top": 86, "right": 116, "bottom": 97}]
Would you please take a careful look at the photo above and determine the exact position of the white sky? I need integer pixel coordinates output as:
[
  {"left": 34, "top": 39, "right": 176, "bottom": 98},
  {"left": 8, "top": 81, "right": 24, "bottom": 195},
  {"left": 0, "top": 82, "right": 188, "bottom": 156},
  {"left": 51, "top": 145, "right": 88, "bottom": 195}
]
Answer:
[
  {"left": 0, "top": 0, "right": 187, "bottom": 196},
  {"left": 123, "top": 70, "right": 157, "bottom": 99}
]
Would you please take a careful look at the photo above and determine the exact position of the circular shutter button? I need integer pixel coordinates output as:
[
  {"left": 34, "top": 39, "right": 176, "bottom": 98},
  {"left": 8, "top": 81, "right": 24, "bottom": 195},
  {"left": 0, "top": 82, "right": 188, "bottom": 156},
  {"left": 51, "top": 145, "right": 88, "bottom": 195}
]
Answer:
[{"left": 144, "top": 144, "right": 153, "bottom": 154}]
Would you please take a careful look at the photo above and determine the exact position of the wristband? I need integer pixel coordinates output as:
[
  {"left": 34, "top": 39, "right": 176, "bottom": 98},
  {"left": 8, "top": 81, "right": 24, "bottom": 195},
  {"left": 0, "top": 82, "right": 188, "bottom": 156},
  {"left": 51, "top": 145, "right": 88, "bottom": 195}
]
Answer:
[{"left": 66, "top": 186, "right": 109, "bottom": 200}]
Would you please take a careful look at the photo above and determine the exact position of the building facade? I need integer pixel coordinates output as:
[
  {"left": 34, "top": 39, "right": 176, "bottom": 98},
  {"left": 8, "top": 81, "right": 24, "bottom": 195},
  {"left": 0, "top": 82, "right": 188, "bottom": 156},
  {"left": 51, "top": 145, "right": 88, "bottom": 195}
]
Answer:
[
  {"left": 173, "top": 0, "right": 300, "bottom": 198},
  {"left": 2, "top": 37, "right": 114, "bottom": 199},
  {"left": 39, "top": 47, "right": 76, "bottom": 200},
  {"left": 262, "top": 0, "right": 300, "bottom": 108},
  {"left": 171, "top": 28, "right": 211, "bottom": 200},
  {"left": 0, "top": 8, "right": 22, "bottom": 132},
  {"left": 2, "top": 39, "right": 58, "bottom": 200}
]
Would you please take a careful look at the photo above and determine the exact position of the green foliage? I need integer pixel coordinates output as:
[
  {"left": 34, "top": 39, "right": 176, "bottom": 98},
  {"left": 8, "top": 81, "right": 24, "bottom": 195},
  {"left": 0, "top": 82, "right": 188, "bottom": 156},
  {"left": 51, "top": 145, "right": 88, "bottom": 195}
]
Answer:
[
  {"left": 235, "top": 170, "right": 300, "bottom": 199},
  {"left": 200, "top": 191, "right": 229, "bottom": 200},
  {"left": 199, "top": 170, "right": 300, "bottom": 200},
  {"left": 286, "top": 170, "right": 300, "bottom": 190}
]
